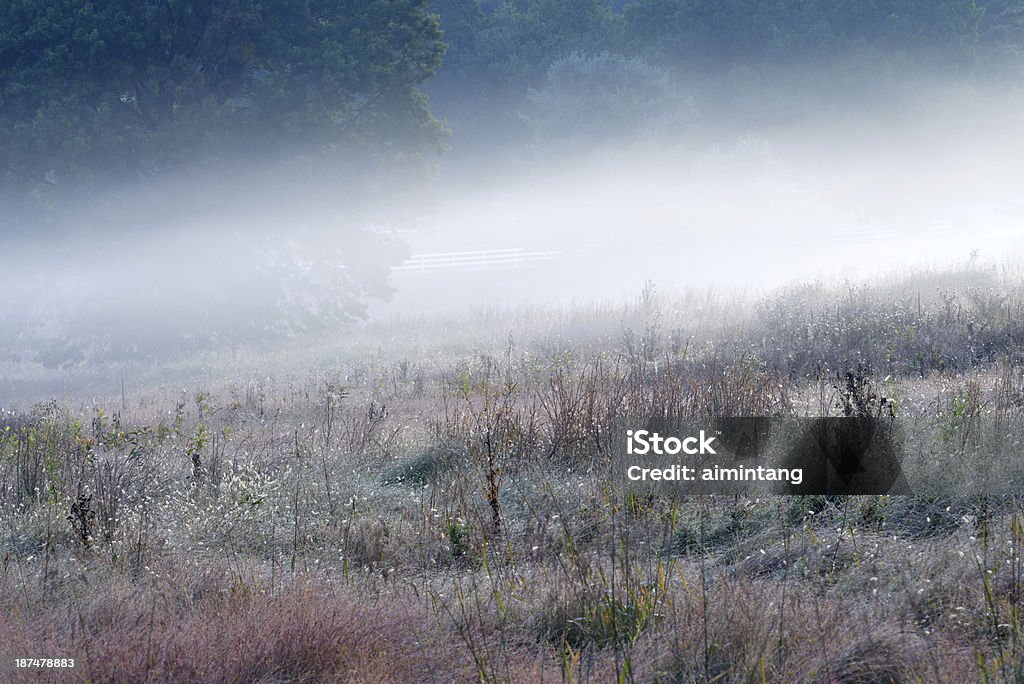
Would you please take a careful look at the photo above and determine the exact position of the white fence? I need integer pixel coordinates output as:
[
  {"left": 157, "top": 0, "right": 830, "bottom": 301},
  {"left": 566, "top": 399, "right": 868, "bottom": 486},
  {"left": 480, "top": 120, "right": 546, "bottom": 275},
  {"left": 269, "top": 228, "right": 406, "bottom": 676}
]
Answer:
[{"left": 393, "top": 248, "right": 561, "bottom": 274}]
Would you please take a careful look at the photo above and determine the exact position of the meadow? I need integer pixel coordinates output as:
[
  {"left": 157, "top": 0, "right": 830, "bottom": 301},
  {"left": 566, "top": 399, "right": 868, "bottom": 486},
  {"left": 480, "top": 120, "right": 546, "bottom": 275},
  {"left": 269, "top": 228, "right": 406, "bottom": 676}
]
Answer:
[{"left": 3, "top": 262, "right": 1024, "bottom": 682}]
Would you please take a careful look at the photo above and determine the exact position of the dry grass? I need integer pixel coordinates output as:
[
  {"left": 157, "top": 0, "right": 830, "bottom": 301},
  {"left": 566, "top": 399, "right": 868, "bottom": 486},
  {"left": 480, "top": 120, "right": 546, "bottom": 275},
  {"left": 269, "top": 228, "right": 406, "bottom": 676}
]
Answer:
[
  {"left": 1, "top": 572, "right": 479, "bottom": 682},
  {"left": 3, "top": 264, "right": 1024, "bottom": 682}
]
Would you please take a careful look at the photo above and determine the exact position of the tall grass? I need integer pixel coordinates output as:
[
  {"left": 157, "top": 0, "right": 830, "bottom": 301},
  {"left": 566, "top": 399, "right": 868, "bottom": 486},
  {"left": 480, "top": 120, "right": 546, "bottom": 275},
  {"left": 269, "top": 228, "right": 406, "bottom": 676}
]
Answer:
[{"left": 2, "top": 264, "right": 1024, "bottom": 681}]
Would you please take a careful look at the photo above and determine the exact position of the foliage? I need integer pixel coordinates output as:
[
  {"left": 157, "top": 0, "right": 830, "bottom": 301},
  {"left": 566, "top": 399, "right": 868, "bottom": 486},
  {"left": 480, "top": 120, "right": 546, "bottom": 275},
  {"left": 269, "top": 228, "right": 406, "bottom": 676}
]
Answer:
[
  {"left": 525, "top": 51, "right": 694, "bottom": 148},
  {"left": 0, "top": 0, "right": 449, "bottom": 361},
  {"left": 425, "top": 0, "right": 1004, "bottom": 156},
  {"left": 0, "top": 0, "right": 447, "bottom": 198},
  {"left": 623, "top": 0, "right": 984, "bottom": 70}
]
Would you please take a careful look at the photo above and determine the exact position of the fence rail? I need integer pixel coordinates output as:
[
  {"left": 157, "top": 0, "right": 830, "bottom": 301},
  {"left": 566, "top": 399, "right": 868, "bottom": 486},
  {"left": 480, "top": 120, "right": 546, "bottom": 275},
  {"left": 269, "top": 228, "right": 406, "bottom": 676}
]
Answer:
[{"left": 393, "top": 248, "right": 561, "bottom": 273}]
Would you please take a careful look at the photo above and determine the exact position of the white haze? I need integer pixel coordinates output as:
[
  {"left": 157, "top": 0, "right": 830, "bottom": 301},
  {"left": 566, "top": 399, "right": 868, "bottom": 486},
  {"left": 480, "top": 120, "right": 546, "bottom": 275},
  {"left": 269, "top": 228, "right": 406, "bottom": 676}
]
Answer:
[
  {"left": 386, "top": 81, "right": 1024, "bottom": 313},
  {"left": 2, "top": 80, "right": 1023, "bottom": 344}
]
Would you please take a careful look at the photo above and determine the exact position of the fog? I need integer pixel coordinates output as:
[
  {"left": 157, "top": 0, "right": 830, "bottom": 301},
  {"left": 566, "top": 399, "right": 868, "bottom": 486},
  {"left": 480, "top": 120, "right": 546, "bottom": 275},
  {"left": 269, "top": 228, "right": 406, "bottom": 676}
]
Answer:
[
  {"left": 2, "top": 79, "right": 1023, "bottom": 372},
  {"left": 380, "top": 82, "right": 1024, "bottom": 314}
]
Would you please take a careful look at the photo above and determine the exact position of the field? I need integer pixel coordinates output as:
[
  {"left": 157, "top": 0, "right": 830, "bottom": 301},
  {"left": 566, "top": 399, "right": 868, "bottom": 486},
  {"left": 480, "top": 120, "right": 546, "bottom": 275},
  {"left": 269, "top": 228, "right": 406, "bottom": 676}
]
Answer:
[{"left": 4, "top": 263, "right": 1024, "bottom": 682}]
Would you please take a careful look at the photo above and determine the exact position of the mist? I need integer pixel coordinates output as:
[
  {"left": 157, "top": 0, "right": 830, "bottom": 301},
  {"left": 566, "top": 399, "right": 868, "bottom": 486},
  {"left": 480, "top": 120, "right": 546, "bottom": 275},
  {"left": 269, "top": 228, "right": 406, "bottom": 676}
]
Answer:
[
  {"left": 6, "top": 79, "right": 1020, "bottom": 347},
  {"left": 388, "top": 87, "right": 1024, "bottom": 316},
  {"left": 6, "top": 83, "right": 1024, "bottom": 362},
  {"left": 2, "top": 0, "right": 1023, "bottom": 379}
]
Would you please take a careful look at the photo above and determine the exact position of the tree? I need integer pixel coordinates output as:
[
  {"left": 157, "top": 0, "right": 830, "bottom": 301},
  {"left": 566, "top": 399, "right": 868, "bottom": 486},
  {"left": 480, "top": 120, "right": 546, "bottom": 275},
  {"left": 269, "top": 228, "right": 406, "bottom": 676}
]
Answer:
[
  {"left": 0, "top": 0, "right": 446, "bottom": 199},
  {"left": 424, "top": 0, "right": 624, "bottom": 156},
  {"left": 623, "top": 0, "right": 983, "bottom": 71},
  {"left": 0, "top": 0, "right": 448, "bottom": 363},
  {"left": 470, "top": 0, "right": 622, "bottom": 87},
  {"left": 524, "top": 51, "right": 694, "bottom": 150}
]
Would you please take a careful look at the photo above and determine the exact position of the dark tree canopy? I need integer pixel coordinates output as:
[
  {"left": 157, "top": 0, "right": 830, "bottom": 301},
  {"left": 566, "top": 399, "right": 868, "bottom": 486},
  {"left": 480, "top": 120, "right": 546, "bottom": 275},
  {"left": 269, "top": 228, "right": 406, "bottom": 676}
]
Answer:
[
  {"left": 423, "top": 0, "right": 1011, "bottom": 156},
  {"left": 0, "top": 0, "right": 447, "bottom": 196},
  {"left": 623, "top": 0, "right": 984, "bottom": 69}
]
